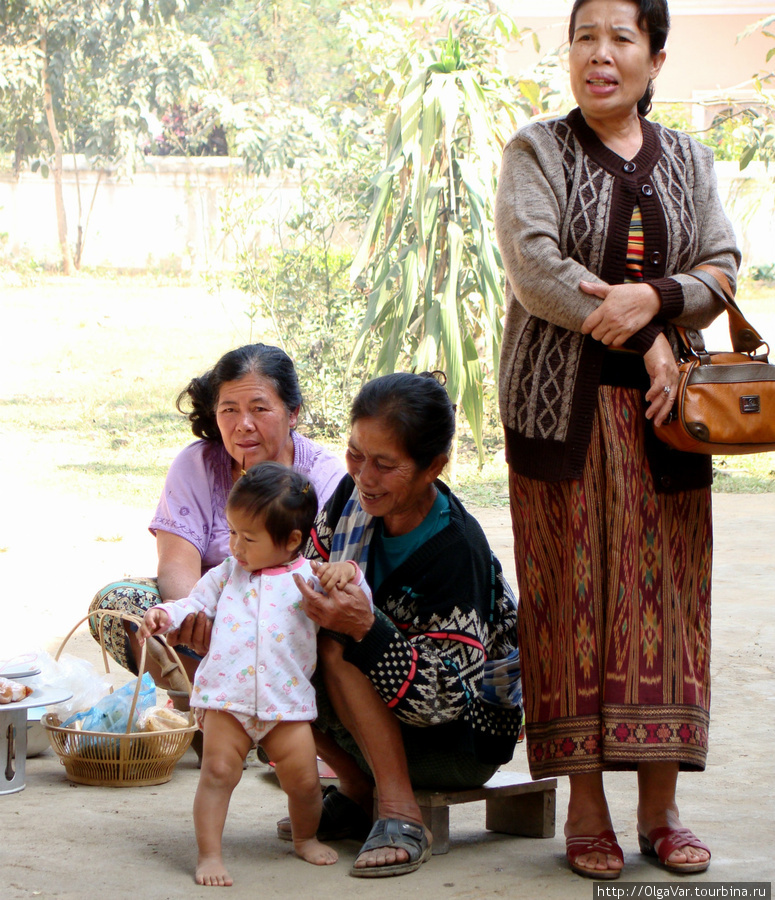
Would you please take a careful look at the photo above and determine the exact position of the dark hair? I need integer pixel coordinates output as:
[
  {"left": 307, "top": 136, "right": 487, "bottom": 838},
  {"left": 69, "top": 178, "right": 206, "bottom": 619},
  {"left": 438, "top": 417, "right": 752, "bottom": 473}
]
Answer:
[
  {"left": 227, "top": 461, "right": 318, "bottom": 552},
  {"left": 176, "top": 344, "right": 303, "bottom": 443},
  {"left": 568, "top": 0, "right": 670, "bottom": 116},
  {"left": 350, "top": 372, "right": 455, "bottom": 471}
]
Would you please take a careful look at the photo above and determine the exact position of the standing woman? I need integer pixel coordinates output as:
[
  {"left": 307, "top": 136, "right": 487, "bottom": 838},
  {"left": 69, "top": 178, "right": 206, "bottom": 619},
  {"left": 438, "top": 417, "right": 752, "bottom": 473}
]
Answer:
[{"left": 495, "top": 0, "right": 739, "bottom": 881}]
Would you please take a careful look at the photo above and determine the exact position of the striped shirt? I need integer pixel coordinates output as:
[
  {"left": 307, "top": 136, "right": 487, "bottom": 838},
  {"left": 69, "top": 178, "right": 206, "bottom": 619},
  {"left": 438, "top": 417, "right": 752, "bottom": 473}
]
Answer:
[{"left": 625, "top": 203, "right": 644, "bottom": 282}]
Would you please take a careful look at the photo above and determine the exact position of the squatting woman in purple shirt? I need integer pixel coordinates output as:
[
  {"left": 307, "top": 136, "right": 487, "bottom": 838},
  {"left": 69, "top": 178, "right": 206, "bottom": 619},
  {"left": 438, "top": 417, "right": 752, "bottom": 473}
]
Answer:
[{"left": 88, "top": 343, "right": 344, "bottom": 697}]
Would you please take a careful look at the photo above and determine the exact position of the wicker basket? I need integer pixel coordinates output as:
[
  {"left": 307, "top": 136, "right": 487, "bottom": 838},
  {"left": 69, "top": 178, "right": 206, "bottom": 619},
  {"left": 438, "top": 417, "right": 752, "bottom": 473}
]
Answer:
[{"left": 43, "top": 610, "right": 198, "bottom": 787}]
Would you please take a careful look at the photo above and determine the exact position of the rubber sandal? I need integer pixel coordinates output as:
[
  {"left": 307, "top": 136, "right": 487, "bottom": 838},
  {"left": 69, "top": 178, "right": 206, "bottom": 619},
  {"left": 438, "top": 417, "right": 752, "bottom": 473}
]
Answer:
[
  {"left": 638, "top": 826, "right": 711, "bottom": 874},
  {"left": 566, "top": 830, "right": 624, "bottom": 880},
  {"left": 349, "top": 817, "right": 431, "bottom": 878},
  {"left": 276, "top": 785, "right": 372, "bottom": 842}
]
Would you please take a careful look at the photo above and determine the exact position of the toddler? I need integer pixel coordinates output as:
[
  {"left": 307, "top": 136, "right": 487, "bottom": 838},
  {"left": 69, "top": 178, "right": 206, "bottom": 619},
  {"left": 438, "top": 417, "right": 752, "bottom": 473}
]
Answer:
[{"left": 140, "top": 461, "right": 369, "bottom": 887}]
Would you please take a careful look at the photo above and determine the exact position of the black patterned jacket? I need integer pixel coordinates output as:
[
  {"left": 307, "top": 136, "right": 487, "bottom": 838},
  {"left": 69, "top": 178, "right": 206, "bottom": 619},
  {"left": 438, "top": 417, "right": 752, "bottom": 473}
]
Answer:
[{"left": 305, "top": 475, "right": 523, "bottom": 765}]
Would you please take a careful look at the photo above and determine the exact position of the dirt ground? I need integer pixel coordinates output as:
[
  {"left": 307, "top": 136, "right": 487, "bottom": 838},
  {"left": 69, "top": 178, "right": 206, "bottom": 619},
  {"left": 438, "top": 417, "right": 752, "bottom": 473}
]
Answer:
[
  {"left": 2, "top": 488, "right": 774, "bottom": 899},
  {"left": 1, "top": 276, "right": 773, "bottom": 897}
]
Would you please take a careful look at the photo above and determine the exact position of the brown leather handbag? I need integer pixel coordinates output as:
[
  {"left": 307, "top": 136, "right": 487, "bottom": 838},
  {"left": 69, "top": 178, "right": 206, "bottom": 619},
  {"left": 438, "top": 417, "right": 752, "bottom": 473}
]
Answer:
[{"left": 653, "top": 268, "right": 775, "bottom": 455}]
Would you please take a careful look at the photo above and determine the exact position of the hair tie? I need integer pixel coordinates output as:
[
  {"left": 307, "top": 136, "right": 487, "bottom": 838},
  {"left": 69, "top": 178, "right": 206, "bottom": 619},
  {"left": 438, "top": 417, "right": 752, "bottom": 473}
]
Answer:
[{"left": 301, "top": 482, "right": 310, "bottom": 494}]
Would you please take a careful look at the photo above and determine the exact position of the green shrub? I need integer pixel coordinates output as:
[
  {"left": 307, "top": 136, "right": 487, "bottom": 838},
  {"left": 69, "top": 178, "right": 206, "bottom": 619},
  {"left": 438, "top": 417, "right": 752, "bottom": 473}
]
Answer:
[{"left": 234, "top": 243, "right": 379, "bottom": 442}]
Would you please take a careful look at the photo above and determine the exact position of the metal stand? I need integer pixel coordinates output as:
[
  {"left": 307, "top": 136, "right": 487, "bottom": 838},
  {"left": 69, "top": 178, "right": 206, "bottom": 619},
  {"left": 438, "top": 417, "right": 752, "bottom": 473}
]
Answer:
[
  {"left": 0, "top": 684, "right": 73, "bottom": 795},
  {"left": 0, "top": 708, "right": 28, "bottom": 795}
]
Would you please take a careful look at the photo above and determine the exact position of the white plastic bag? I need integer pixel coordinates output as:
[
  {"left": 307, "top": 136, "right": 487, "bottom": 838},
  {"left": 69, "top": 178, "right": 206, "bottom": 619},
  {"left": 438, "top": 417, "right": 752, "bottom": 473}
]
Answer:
[
  {"left": 137, "top": 705, "right": 190, "bottom": 732},
  {"left": 8, "top": 649, "right": 113, "bottom": 716}
]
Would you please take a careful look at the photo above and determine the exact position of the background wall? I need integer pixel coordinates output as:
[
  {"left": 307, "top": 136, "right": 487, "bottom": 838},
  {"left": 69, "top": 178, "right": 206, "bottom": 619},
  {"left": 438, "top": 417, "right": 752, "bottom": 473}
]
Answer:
[
  {"left": 1, "top": 0, "right": 772, "bottom": 274},
  {"left": 499, "top": 1, "right": 773, "bottom": 107},
  {"left": 498, "top": 0, "right": 775, "bottom": 128},
  {"left": 1, "top": 155, "right": 770, "bottom": 274},
  {"left": 0, "top": 157, "right": 302, "bottom": 272}
]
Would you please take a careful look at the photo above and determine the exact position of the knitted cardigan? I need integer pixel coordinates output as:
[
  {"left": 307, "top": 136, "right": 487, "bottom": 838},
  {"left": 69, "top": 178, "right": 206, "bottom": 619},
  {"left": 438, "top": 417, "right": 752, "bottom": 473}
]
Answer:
[
  {"left": 305, "top": 475, "right": 523, "bottom": 765},
  {"left": 495, "top": 108, "right": 741, "bottom": 490}
]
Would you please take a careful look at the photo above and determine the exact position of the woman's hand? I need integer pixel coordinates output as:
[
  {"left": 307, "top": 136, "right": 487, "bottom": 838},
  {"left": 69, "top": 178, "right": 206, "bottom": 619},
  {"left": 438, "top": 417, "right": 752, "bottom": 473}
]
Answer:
[
  {"left": 643, "top": 333, "right": 679, "bottom": 427},
  {"left": 316, "top": 560, "right": 358, "bottom": 592},
  {"left": 294, "top": 563, "right": 375, "bottom": 641},
  {"left": 167, "top": 611, "right": 212, "bottom": 656},
  {"left": 580, "top": 280, "right": 661, "bottom": 346}
]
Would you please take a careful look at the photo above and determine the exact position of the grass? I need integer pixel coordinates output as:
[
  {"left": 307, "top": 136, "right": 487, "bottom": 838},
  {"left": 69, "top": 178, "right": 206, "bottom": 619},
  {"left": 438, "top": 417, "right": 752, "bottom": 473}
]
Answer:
[
  {"left": 455, "top": 451, "right": 775, "bottom": 508},
  {"left": 452, "top": 452, "right": 511, "bottom": 509},
  {"left": 1, "top": 270, "right": 252, "bottom": 508},
  {"left": 1, "top": 271, "right": 773, "bottom": 513},
  {"left": 712, "top": 454, "right": 775, "bottom": 493}
]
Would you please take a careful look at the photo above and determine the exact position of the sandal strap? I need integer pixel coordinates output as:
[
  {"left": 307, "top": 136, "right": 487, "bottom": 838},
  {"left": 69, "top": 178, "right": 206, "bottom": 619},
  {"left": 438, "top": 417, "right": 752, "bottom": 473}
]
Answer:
[
  {"left": 358, "top": 818, "right": 428, "bottom": 864},
  {"left": 646, "top": 827, "right": 710, "bottom": 862},
  {"left": 566, "top": 830, "right": 624, "bottom": 864}
]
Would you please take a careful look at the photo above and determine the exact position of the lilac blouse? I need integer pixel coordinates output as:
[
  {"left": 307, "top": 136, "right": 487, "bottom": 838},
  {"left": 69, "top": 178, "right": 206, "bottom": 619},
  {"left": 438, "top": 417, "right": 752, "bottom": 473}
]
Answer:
[{"left": 149, "top": 432, "right": 344, "bottom": 572}]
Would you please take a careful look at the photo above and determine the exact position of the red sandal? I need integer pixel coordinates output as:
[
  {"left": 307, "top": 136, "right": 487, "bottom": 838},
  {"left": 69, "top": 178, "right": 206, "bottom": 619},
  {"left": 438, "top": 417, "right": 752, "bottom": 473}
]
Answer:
[
  {"left": 566, "top": 830, "right": 624, "bottom": 879},
  {"left": 638, "top": 826, "right": 711, "bottom": 874}
]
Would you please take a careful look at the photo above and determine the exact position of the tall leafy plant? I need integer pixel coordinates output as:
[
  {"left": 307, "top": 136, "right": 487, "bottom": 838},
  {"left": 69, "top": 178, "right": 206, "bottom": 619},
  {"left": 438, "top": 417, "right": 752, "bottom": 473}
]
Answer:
[
  {"left": 219, "top": 102, "right": 383, "bottom": 440},
  {"left": 223, "top": 194, "right": 380, "bottom": 442},
  {"left": 349, "top": 19, "right": 554, "bottom": 463}
]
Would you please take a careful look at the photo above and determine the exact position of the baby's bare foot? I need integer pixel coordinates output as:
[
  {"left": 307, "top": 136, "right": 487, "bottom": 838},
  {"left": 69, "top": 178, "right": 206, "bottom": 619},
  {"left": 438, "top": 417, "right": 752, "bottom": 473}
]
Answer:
[
  {"left": 293, "top": 837, "right": 338, "bottom": 865},
  {"left": 196, "top": 852, "right": 234, "bottom": 886}
]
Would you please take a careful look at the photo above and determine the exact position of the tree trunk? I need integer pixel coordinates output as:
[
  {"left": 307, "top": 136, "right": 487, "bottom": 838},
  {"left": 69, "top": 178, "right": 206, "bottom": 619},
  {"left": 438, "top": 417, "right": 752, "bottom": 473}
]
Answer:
[{"left": 41, "top": 29, "right": 74, "bottom": 275}]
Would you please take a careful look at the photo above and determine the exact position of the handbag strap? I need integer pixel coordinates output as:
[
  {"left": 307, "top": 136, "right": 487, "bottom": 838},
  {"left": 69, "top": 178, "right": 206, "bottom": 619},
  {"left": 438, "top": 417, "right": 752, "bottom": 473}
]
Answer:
[{"left": 687, "top": 267, "right": 765, "bottom": 355}]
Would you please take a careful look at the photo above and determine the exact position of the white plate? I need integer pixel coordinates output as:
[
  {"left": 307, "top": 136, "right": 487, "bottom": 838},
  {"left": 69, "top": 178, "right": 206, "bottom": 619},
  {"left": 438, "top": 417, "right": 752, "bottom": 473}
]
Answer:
[
  {"left": 0, "top": 685, "right": 72, "bottom": 713},
  {"left": 0, "top": 654, "right": 44, "bottom": 680},
  {"left": 0, "top": 667, "right": 41, "bottom": 680}
]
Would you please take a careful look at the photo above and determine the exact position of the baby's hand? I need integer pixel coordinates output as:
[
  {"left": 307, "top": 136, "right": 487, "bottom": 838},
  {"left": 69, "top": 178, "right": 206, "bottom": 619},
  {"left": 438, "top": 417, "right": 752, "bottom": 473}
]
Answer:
[
  {"left": 316, "top": 560, "right": 358, "bottom": 593},
  {"left": 139, "top": 607, "right": 172, "bottom": 643}
]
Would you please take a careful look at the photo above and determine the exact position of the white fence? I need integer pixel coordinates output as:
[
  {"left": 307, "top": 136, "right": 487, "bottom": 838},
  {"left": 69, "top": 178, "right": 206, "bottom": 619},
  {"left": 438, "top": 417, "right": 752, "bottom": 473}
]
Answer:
[{"left": 0, "top": 155, "right": 772, "bottom": 274}]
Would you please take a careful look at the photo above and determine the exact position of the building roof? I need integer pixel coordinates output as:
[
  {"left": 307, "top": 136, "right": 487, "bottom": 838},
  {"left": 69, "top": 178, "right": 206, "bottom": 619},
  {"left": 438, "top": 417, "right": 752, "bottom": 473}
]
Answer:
[{"left": 501, "top": 1, "right": 772, "bottom": 15}]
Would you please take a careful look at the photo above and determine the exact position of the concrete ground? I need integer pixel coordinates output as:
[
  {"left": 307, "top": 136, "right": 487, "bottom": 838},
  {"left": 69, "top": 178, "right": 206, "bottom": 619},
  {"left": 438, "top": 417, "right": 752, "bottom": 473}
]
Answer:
[{"left": 2, "top": 494, "right": 774, "bottom": 899}]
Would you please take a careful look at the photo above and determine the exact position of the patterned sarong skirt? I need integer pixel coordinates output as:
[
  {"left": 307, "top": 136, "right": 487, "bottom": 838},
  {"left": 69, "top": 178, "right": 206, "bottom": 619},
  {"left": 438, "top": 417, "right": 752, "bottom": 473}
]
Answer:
[{"left": 509, "top": 386, "right": 711, "bottom": 779}]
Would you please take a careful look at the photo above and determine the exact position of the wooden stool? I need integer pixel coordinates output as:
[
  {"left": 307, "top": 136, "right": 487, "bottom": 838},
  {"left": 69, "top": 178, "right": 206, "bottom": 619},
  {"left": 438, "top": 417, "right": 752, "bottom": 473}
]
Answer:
[{"left": 413, "top": 771, "right": 557, "bottom": 855}]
